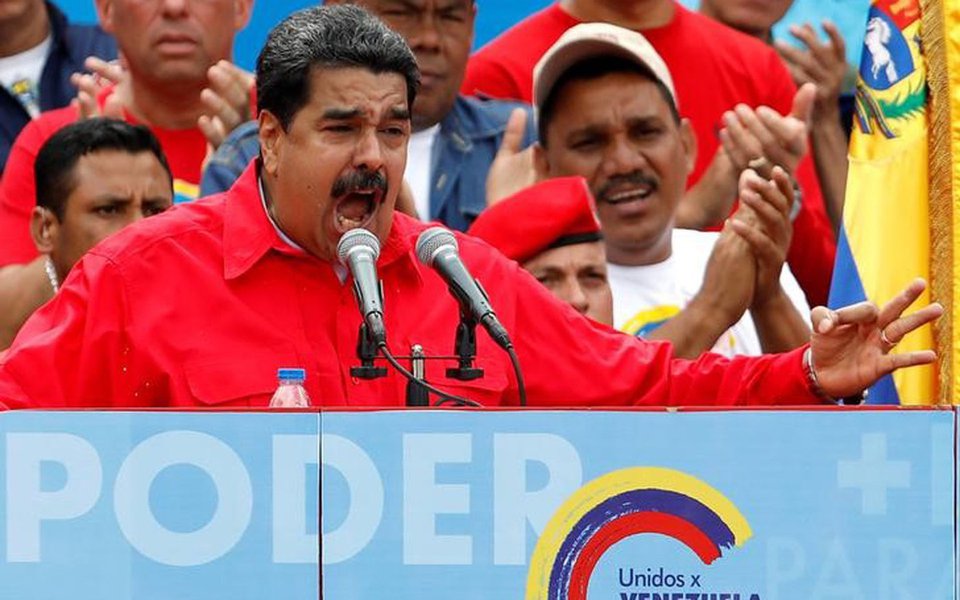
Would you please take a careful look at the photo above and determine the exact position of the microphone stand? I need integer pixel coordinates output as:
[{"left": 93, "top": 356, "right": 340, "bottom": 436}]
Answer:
[
  {"left": 350, "top": 322, "right": 387, "bottom": 379},
  {"left": 446, "top": 311, "right": 484, "bottom": 381},
  {"left": 405, "top": 344, "right": 429, "bottom": 406}
]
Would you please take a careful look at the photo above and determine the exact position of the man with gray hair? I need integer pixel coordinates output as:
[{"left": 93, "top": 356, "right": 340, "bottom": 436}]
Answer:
[
  {"left": 201, "top": 0, "right": 536, "bottom": 234},
  {"left": 0, "top": 5, "right": 939, "bottom": 409}
]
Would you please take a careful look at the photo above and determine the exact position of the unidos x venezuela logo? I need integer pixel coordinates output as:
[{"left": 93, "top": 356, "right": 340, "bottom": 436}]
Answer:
[{"left": 525, "top": 467, "right": 751, "bottom": 600}]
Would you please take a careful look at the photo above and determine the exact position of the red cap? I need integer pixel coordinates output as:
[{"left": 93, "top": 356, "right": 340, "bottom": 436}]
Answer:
[{"left": 467, "top": 177, "right": 602, "bottom": 263}]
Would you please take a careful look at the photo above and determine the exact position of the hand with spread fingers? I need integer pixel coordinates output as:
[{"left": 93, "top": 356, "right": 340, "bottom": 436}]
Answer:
[
  {"left": 69, "top": 56, "right": 126, "bottom": 120},
  {"left": 775, "top": 22, "right": 851, "bottom": 231},
  {"left": 198, "top": 60, "right": 256, "bottom": 150},
  {"left": 809, "top": 279, "right": 943, "bottom": 399},
  {"left": 718, "top": 83, "right": 814, "bottom": 176},
  {"left": 775, "top": 21, "right": 847, "bottom": 119}
]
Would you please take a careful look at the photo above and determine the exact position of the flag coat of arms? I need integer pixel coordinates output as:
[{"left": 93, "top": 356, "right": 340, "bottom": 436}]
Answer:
[{"left": 830, "top": 0, "right": 933, "bottom": 404}]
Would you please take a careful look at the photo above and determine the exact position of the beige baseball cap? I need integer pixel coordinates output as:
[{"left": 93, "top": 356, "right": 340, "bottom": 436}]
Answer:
[{"left": 533, "top": 22, "right": 677, "bottom": 115}]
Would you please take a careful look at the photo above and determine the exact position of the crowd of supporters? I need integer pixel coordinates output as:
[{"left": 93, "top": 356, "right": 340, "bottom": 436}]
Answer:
[
  {"left": 0, "top": 0, "right": 857, "bottom": 352},
  {"left": 0, "top": 0, "right": 933, "bottom": 411}
]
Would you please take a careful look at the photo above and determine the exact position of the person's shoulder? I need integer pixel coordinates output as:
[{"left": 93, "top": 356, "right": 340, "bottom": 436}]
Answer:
[
  {"left": 7, "top": 105, "right": 78, "bottom": 161},
  {"left": 205, "top": 121, "right": 259, "bottom": 170},
  {"left": 23, "top": 104, "right": 79, "bottom": 140},
  {"left": 48, "top": 3, "right": 118, "bottom": 61},
  {"left": 472, "top": 4, "right": 564, "bottom": 58},
  {"left": 87, "top": 195, "right": 229, "bottom": 268},
  {"left": 449, "top": 95, "right": 533, "bottom": 138},
  {"left": 672, "top": 7, "right": 783, "bottom": 67},
  {"left": 394, "top": 214, "right": 519, "bottom": 276},
  {"left": 468, "top": 3, "right": 571, "bottom": 82},
  {"left": 220, "top": 120, "right": 259, "bottom": 147}
]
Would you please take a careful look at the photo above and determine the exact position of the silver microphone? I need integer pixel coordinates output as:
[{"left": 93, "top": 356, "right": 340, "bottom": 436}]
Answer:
[
  {"left": 337, "top": 229, "right": 386, "bottom": 344},
  {"left": 415, "top": 226, "right": 512, "bottom": 350}
]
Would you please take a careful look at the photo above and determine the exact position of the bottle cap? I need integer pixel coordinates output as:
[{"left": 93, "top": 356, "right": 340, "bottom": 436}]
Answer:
[{"left": 277, "top": 367, "right": 306, "bottom": 382}]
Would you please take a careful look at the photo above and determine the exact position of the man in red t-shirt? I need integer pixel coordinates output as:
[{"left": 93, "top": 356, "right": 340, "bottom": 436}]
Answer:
[
  {"left": 0, "top": 0, "right": 255, "bottom": 268},
  {"left": 462, "top": 0, "right": 837, "bottom": 306}
]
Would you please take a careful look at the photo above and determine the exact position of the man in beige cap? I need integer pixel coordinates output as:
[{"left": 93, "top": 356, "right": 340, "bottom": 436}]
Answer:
[
  {"left": 464, "top": 0, "right": 837, "bottom": 309},
  {"left": 528, "top": 22, "right": 811, "bottom": 358}
]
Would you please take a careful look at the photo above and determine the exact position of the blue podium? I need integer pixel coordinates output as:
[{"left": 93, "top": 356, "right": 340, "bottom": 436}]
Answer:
[{"left": 0, "top": 408, "right": 955, "bottom": 599}]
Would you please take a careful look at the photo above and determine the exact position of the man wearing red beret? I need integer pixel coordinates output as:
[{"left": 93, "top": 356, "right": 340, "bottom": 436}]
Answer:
[{"left": 468, "top": 176, "right": 614, "bottom": 326}]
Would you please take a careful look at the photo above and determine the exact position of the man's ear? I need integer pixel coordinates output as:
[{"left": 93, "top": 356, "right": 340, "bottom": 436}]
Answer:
[
  {"left": 30, "top": 207, "right": 58, "bottom": 254},
  {"left": 94, "top": 0, "right": 115, "bottom": 33},
  {"left": 533, "top": 142, "right": 551, "bottom": 180},
  {"left": 234, "top": 0, "right": 254, "bottom": 30},
  {"left": 679, "top": 118, "right": 697, "bottom": 178},
  {"left": 258, "top": 110, "right": 284, "bottom": 177},
  {"left": 467, "top": 2, "right": 477, "bottom": 48}
]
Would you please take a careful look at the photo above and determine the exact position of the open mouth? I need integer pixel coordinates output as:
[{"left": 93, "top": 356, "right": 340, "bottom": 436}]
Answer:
[
  {"left": 602, "top": 183, "right": 655, "bottom": 205},
  {"left": 334, "top": 188, "right": 383, "bottom": 232}
]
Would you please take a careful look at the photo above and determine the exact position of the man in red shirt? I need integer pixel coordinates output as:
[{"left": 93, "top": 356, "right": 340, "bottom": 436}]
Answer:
[
  {"left": 0, "top": 0, "right": 254, "bottom": 267},
  {"left": 0, "top": 5, "right": 939, "bottom": 409},
  {"left": 462, "top": 0, "right": 837, "bottom": 307}
]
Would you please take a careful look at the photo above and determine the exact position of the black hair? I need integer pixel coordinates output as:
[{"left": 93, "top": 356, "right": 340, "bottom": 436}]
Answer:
[
  {"left": 257, "top": 4, "right": 420, "bottom": 130},
  {"left": 35, "top": 118, "right": 172, "bottom": 219},
  {"left": 538, "top": 56, "right": 680, "bottom": 146}
]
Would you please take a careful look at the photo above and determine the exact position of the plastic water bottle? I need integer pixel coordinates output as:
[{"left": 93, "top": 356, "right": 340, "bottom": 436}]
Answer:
[{"left": 269, "top": 368, "right": 311, "bottom": 408}]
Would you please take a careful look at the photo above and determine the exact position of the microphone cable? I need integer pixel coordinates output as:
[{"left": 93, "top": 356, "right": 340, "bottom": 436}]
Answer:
[
  {"left": 378, "top": 342, "right": 483, "bottom": 408},
  {"left": 505, "top": 345, "right": 527, "bottom": 407},
  {"left": 381, "top": 342, "right": 526, "bottom": 407}
]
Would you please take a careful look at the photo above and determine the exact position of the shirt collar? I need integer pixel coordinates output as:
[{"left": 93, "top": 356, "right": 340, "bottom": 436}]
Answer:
[
  {"left": 223, "top": 162, "right": 280, "bottom": 279},
  {"left": 222, "top": 161, "right": 422, "bottom": 284}
]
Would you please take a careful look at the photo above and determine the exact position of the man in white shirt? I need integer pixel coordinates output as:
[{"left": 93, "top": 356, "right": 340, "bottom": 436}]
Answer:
[{"left": 530, "top": 23, "right": 811, "bottom": 358}]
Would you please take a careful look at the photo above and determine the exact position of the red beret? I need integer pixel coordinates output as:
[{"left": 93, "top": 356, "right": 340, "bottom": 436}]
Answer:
[{"left": 467, "top": 177, "right": 601, "bottom": 263}]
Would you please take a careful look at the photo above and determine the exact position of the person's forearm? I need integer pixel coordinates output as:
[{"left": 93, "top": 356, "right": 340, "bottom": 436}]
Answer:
[
  {"left": 809, "top": 108, "right": 849, "bottom": 232},
  {"left": 751, "top": 287, "right": 811, "bottom": 353},
  {"left": 675, "top": 151, "right": 738, "bottom": 229},
  {"left": 646, "top": 295, "right": 740, "bottom": 359}
]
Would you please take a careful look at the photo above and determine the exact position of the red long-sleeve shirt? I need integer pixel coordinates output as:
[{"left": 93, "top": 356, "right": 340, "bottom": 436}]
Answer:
[{"left": 0, "top": 165, "right": 821, "bottom": 409}]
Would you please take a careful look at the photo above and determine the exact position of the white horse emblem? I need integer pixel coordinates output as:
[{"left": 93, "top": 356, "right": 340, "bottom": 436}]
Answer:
[{"left": 865, "top": 17, "right": 899, "bottom": 83}]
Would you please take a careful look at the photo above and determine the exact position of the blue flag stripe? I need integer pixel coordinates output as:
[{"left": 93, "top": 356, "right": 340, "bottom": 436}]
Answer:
[{"left": 829, "top": 227, "right": 901, "bottom": 404}]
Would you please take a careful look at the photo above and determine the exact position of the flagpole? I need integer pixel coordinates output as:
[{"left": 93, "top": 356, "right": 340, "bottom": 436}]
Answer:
[{"left": 922, "top": 0, "right": 955, "bottom": 404}]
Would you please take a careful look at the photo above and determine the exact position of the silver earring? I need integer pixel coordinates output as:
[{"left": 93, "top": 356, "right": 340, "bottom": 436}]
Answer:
[{"left": 44, "top": 256, "right": 59, "bottom": 293}]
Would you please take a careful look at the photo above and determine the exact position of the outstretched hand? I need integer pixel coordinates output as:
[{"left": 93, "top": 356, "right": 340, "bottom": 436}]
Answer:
[{"left": 810, "top": 279, "right": 942, "bottom": 399}]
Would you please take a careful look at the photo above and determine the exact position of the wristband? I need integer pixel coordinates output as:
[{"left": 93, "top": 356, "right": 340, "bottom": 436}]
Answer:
[{"left": 803, "top": 347, "right": 867, "bottom": 405}]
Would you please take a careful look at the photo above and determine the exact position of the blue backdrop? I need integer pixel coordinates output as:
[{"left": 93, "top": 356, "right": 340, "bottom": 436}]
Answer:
[
  {"left": 54, "top": 0, "right": 869, "bottom": 72},
  {"left": 54, "top": 0, "right": 553, "bottom": 72}
]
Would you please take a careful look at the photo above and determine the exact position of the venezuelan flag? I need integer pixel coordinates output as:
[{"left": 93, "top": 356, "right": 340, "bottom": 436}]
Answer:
[{"left": 829, "top": 0, "right": 934, "bottom": 404}]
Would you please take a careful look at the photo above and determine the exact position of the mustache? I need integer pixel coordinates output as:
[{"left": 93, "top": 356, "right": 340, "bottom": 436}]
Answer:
[
  {"left": 597, "top": 172, "right": 657, "bottom": 201},
  {"left": 331, "top": 169, "right": 387, "bottom": 198}
]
